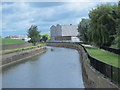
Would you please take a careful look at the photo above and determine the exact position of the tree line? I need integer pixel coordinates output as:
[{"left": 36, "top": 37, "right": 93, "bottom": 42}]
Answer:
[
  {"left": 1, "top": 26, "right": 50, "bottom": 46},
  {"left": 78, "top": 1, "right": 120, "bottom": 49}
]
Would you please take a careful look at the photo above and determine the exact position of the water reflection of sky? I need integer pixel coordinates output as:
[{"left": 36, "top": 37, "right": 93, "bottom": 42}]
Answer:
[{"left": 2, "top": 47, "right": 84, "bottom": 88}]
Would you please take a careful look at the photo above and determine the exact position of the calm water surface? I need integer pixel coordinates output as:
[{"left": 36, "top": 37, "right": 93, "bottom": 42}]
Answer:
[{"left": 2, "top": 46, "right": 84, "bottom": 88}]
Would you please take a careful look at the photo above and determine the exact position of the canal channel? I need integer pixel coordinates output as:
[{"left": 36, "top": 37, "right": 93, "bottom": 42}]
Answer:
[{"left": 2, "top": 46, "right": 85, "bottom": 88}]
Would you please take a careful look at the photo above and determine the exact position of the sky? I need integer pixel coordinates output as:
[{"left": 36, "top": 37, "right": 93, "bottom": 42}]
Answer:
[{"left": 1, "top": 0, "right": 118, "bottom": 37}]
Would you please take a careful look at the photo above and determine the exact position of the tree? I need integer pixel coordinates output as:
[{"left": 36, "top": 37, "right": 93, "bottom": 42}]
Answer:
[
  {"left": 42, "top": 35, "right": 48, "bottom": 42},
  {"left": 88, "top": 4, "right": 117, "bottom": 47},
  {"left": 78, "top": 18, "right": 90, "bottom": 42},
  {"left": 114, "top": 1, "right": 120, "bottom": 49},
  {"left": 5, "top": 36, "right": 11, "bottom": 39},
  {"left": 27, "top": 25, "right": 40, "bottom": 45},
  {"left": 40, "top": 34, "right": 50, "bottom": 42}
]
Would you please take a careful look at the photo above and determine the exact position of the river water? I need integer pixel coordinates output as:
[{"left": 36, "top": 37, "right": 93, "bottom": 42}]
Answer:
[{"left": 2, "top": 46, "right": 84, "bottom": 88}]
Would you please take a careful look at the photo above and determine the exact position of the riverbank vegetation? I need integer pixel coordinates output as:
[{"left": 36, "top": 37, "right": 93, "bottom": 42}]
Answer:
[
  {"left": 77, "top": 19, "right": 89, "bottom": 42},
  {"left": 0, "top": 44, "right": 45, "bottom": 55},
  {"left": 77, "top": 2, "right": 120, "bottom": 67},
  {"left": 78, "top": 2, "right": 120, "bottom": 49}
]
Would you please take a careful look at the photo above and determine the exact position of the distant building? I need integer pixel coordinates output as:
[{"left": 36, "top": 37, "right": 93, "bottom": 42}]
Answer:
[
  {"left": 10, "top": 35, "right": 31, "bottom": 41},
  {"left": 50, "top": 24, "right": 80, "bottom": 42}
]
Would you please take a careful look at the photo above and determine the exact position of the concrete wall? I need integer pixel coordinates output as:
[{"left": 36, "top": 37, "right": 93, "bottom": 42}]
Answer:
[
  {"left": 1, "top": 47, "right": 46, "bottom": 68},
  {"left": 46, "top": 43, "right": 119, "bottom": 88}
]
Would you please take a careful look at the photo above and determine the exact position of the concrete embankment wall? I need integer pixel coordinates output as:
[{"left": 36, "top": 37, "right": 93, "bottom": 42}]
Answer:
[
  {"left": 2, "top": 43, "right": 32, "bottom": 50},
  {"left": 46, "top": 43, "right": 118, "bottom": 88},
  {"left": 1, "top": 47, "right": 46, "bottom": 68}
]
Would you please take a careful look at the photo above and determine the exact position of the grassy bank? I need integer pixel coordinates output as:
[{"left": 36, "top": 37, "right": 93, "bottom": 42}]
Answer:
[
  {"left": 0, "top": 38, "right": 26, "bottom": 45},
  {"left": 0, "top": 44, "right": 45, "bottom": 55},
  {"left": 83, "top": 45, "right": 119, "bottom": 67}
]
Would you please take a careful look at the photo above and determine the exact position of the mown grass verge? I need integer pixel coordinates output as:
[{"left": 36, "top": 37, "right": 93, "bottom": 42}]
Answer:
[
  {"left": 0, "top": 44, "right": 45, "bottom": 55},
  {"left": 0, "top": 38, "right": 26, "bottom": 45},
  {"left": 83, "top": 45, "right": 119, "bottom": 67}
]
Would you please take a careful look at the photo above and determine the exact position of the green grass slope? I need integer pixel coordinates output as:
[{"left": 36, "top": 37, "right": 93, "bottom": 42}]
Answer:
[
  {"left": 84, "top": 46, "right": 119, "bottom": 67},
  {"left": 0, "top": 39, "right": 26, "bottom": 45}
]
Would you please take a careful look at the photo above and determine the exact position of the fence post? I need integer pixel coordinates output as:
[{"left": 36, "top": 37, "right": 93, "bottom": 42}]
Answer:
[{"left": 111, "top": 65, "right": 113, "bottom": 82}]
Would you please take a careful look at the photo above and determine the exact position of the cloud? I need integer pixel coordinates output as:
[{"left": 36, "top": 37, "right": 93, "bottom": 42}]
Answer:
[
  {"left": 2, "top": 0, "right": 118, "bottom": 2},
  {"left": 28, "top": 2, "right": 65, "bottom": 8},
  {"left": 2, "top": 1, "right": 118, "bottom": 37}
]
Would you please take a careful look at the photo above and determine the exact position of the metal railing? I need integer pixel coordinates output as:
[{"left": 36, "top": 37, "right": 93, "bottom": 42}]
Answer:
[
  {"left": 100, "top": 46, "right": 120, "bottom": 55},
  {"left": 47, "top": 42, "right": 120, "bottom": 86},
  {"left": 80, "top": 44, "right": 120, "bottom": 86}
]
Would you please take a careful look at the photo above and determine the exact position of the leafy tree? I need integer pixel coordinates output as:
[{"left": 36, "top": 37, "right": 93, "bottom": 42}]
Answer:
[
  {"left": 88, "top": 4, "right": 117, "bottom": 47},
  {"left": 5, "top": 36, "right": 11, "bottom": 39},
  {"left": 41, "top": 35, "right": 48, "bottom": 42},
  {"left": 114, "top": 1, "right": 120, "bottom": 49},
  {"left": 40, "top": 34, "right": 50, "bottom": 42},
  {"left": 27, "top": 25, "right": 40, "bottom": 45},
  {"left": 78, "top": 18, "right": 90, "bottom": 42}
]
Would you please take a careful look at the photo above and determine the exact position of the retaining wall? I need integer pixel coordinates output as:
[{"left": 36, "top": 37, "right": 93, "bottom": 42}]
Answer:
[
  {"left": 1, "top": 47, "right": 46, "bottom": 68},
  {"left": 46, "top": 43, "right": 119, "bottom": 88}
]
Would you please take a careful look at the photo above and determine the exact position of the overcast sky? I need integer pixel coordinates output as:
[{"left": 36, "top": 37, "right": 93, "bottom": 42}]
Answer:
[{"left": 1, "top": 0, "right": 118, "bottom": 37}]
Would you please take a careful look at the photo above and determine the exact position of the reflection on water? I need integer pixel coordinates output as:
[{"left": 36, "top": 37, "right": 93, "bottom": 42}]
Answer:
[{"left": 2, "top": 46, "right": 84, "bottom": 88}]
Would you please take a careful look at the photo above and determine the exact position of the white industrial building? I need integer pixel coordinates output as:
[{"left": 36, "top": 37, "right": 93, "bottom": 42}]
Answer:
[
  {"left": 50, "top": 24, "right": 80, "bottom": 42},
  {"left": 10, "top": 35, "right": 31, "bottom": 41}
]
